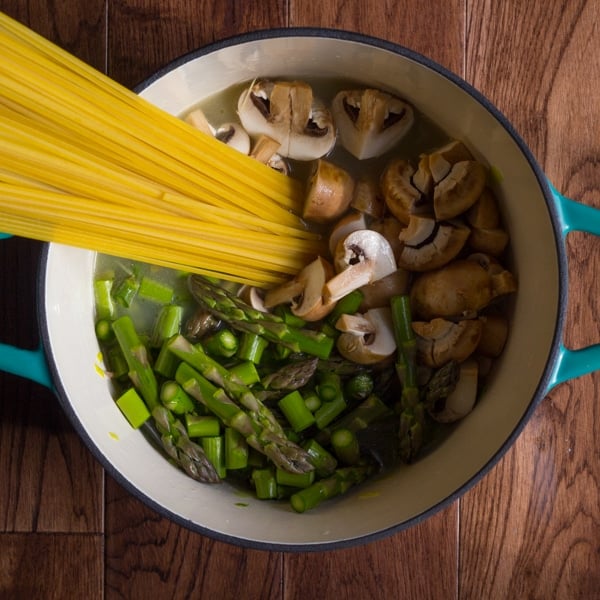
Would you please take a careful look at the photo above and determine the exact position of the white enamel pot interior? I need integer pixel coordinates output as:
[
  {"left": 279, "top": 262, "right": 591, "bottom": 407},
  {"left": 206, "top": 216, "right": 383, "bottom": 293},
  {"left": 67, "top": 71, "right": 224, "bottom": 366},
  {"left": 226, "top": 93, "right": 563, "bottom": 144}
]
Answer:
[{"left": 39, "top": 30, "right": 565, "bottom": 551}]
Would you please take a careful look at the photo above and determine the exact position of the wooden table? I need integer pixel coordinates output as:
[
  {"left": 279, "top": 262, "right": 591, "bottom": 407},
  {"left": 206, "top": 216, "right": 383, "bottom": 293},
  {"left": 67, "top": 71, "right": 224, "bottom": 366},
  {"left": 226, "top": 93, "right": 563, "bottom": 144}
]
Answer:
[{"left": 1, "top": 1, "right": 598, "bottom": 598}]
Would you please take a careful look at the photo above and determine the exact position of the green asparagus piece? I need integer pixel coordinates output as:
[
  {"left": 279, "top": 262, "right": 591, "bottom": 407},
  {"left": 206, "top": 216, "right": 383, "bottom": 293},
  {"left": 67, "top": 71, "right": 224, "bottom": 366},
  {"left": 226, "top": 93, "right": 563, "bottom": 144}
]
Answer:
[
  {"left": 175, "top": 362, "right": 314, "bottom": 474},
  {"left": 228, "top": 361, "right": 260, "bottom": 386},
  {"left": 112, "top": 315, "right": 159, "bottom": 411},
  {"left": 316, "top": 371, "right": 343, "bottom": 403},
  {"left": 326, "top": 289, "right": 364, "bottom": 325},
  {"left": 422, "top": 361, "right": 460, "bottom": 410},
  {"left": 152, "top": 405, "right": 220, "bottom": 483},
  {"left": 302, "top": 438, "right": 337, "bottom": 477},
  {"left": 275, "top": 467, "right": 315, "bottom": 488},
  {"left": 252, "top": 468, "right": 277, "bottom": 499},
  {"left": 278, "top": 390, "right": 315, "bottom": 433},
  {"left": 224, "top": 427, "right": 249, "bottom": 470},
  {"left": 289, "top": 465, "right": 374, "bottom": 513},
  {"left": 138, "top": 276, "right": 174, "bottom": 304},
  {"left": 160, "top": 380, "right": 195, "bottom": 414},
  {"left": 153, "top": 340, "right": 179, "bottom": 379},
  {"left": 201, "top": 435, "right": 226, "bottom": 479},
  {"left": 390, "top": 295, "right": 425, "bottom": 463},
  {"left": 95, "top": 319, "right": 114, "bottom": 342},
  {"left": 236, "top": 331, "right": 268, "bottom": 363},
  {"left": 303, "top": 391, "right": 322, "bottom": 413},
  {"left": 345, "top": 372, "right": 374, "bottom": 402},
  {"left": 330, "top": 428, "right": 361, "bottom": 465},
  {"left": 116, "top": 387, "right": 151, "bottom": 428},
  {"left": 113, "top": 274, "right": 139, "bottom": 307},
  {"left": 186, "top": 414, "right": 220, "bottom": 438},
  {"left": 94, "top": 277, "right": 116, "bottom": 320},
  {"left": 203, "top": 328, "right": 239, "bottom": 358},
  {"left": 150, "top": 305, "right": 182, "bottom": 348},
  {"left": 188, "top": 275, "right": 335, "bottom": 359}
]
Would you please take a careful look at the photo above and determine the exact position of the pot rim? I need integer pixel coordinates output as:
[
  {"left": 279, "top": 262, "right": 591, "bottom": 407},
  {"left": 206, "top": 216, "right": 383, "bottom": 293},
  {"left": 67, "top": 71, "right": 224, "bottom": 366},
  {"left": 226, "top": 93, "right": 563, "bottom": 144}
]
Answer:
[{"left": 36, "top": 27, "right": 568, "bottom": 552}]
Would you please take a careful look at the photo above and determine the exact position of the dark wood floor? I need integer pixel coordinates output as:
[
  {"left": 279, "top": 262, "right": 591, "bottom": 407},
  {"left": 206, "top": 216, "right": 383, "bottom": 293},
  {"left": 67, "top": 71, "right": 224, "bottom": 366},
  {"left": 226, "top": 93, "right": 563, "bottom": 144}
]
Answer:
[{"left": 0, "top": 1, "right": 599, "bottom": 598}]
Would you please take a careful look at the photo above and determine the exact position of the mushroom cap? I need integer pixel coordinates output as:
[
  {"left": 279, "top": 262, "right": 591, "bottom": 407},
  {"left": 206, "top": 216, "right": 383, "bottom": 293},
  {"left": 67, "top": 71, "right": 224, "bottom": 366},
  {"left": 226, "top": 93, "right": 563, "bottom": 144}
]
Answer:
[
  {"left": 477, "top": 314, "right": 509, "bottom": 357},
  {"left": 329, "top": 210, "right": 367, "bottom": 257},
  {"left": 336, "top": 307, "right": 397, "bottom": 364},
  {"left": 351, "top": 177, "right": 386, "bottom": 219},
  {"left": 370, "top": 216, "right": 404, "bottom": 263},
  {"left": 427, "top": 140, "right": 474, "bottom": 183},
  {"left": 433, "top": 160, "right": 487, "bottom": 221},
  {"left": 237, "top": 79, "right": 336, "bottom": 160},
  {"left": 466, "top": 188, "right": 501, "bottom": 229},
  {"left": 359, "top": 268, "right": 410, "bottom": 310},
  {"left": 380, "top": 158, "right": 423, "bottom": 225},
  {"left": 397, "top": 215, "right": 471, "bottom": 271},
  {"left": 331, "top": 88, "right": 414, "bottom": 160},
  {"left": 412, "top": 318, "right": 482, "bottom": 367},
  {"left": 468, "top": 226, "right": 509, "bottom": 256},
  {"left": 325, "top": 229, "right": 397, "bottom": 303},
  {"left": 303, "top": 159, "right": 355, "bottom": 224},
  {"left": 428, "top": 358, "right": 479, "bottom": 422},
  {"left": 410, "top": 259, "right": 493, "bottom": 320}
]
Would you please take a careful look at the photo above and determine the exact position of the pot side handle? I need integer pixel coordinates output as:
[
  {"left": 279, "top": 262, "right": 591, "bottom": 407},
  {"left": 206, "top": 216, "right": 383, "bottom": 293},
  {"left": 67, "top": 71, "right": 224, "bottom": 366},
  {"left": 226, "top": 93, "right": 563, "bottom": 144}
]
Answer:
[
  {"left": 0, "top": 234, "right": 54, "bottom": 389},
  {"left": 547, "top": 181, "right": 600, "bottom": 390}
]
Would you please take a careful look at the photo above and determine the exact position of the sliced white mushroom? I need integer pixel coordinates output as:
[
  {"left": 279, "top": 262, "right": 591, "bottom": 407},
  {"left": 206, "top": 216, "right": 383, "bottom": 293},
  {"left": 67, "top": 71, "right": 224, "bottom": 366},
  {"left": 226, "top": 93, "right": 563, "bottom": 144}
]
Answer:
[
  {"left": 328, "top": 211, "right": 367, "bottom": 256},
  {"left": 397, "top": 215, "right": 470, "bottom": 271},
  {"left": 184, "top": 107, "right": 215, "bottom": 136},
  {"left": 237, "top": 79, "right": 336, "bottom": 160},
  {"left": 331, "top": 88, "right": 414, "bottom": 160},
  {"left": 429, "top": 359, "right": 479, "bottom": 423},
  {"left": 303, "top": 160, "right": 355, "bottom": 224},
  {"left": 325, "top": 230, "right": 397, "bottom": 303},
  {"left": 238, "top": 285, "right": 269, "bottom": 312},
  {"left": 215, "top": 122, "right": 251, "bottom": 154},
  {"left": 336, "top": 307, "right": 397, "bottom": 364},
  {"left": 263, "top": 256, "right": 336, "bottom": 322},
  {"left": 412, "top": 318, "right": 482, "bottom": 368},
  {"left": 433, "top": 160, "right": 487, "bottom": 220}
]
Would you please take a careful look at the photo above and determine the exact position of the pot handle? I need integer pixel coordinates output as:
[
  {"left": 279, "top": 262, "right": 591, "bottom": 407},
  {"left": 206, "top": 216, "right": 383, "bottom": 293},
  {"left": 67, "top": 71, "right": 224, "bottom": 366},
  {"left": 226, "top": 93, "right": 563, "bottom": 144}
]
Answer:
[
  {"left": 547, "top": 181, "right": 600, "bottom": 390},
  {"left": 0, "top": 234, "right": 54, "bottom": 389}
]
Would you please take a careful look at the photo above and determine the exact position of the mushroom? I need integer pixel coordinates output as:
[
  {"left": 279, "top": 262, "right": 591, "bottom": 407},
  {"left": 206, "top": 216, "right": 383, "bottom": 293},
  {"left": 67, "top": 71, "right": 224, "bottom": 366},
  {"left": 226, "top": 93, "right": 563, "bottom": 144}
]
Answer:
[
  {"left": 428, "top": 359, "right": 479, "bottom": 422},
  {"left": 325, "top": 230, "right": 397, "bottom": 303},
  {"left": 303, "top": 160, "right": 355, "bottom": 224},
  {"left": 466, "top": 189, "right": 509, "bottom": 256},
  {"left": 331, "top": 88, "right": 414, "bottom": 160},
  {"left": 336, "top": 307, "right": 397, "bottom": 364},
  {"left": 433, "top": 160, "right": 487, "bottom": 220},
  {"left": 263, "top": 256, "right": 336, "bottom": 322},
  {"left": 184, "top": 107, "right": 215, "bottom": 136},
  {"left": 238, "top": 285, "right": 269, "bottom": 312},
  {"left": 396, "top": 215, "right": 470, "bottom": 271},
  {"left": 412, "top": 318, "right": 482, "bottom": 367},
  {"left": 237, "top": 79, "right": 336, "bottom": 160},
  {"left": 329, "top": 210, "right": 367, "bottom": 256},
  {"left": 380, "top": 158, "right": 431, "bottom": 225},
  {"left": 359, "top": 269, "right": 410, "bottom": 310},
  {"left": 477, "top": 314, "right": 509, "bottom": 357},
  {"left": 467, "top": 253, "right": 518, "bottom": 297},
  {"left": 351, "top": 177, "right": 385, "bottom": 219},
  {"left": 410, "top": 259, "right": 495, "bottom": 320},
  {"left": 427, "top": 140, "right": 474, "bottom": 183},
  {"left": 215, "top": 122, "right": 251, "bottom": 154},
  {"left": 370, "top": 216, "right": 404, "bottom": 263}
]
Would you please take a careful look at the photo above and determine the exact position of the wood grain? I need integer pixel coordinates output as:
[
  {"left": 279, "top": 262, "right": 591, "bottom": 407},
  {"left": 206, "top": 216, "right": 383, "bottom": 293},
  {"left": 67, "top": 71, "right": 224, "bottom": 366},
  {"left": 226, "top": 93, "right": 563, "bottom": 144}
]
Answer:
[{"left": 0, "top": 0, "right": 599, "bottom": 598}]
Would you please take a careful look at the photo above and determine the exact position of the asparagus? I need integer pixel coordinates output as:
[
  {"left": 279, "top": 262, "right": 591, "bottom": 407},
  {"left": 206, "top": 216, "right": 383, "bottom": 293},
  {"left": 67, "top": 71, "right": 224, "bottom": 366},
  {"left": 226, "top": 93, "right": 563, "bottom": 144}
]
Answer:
[
  {"left": 151, "top": 405, "right": 220, "bottom": 483},
  {"left": 261, "top": 357, "right": 319, "bottom": 390},
  {"left": 422, "top": 361, "right": 460, "bottom": 409},
  {"left": 188, "top": 275, "right": 335, "bottom": 359},
  {"left": 289, "top": 465, "right": 374, "bottom": 513},
  {"left": 390, "top": 295, "right": 426, "bottom": 463},
  {"left": 175, "top": 361, "right": 315, "bottom": 474}
]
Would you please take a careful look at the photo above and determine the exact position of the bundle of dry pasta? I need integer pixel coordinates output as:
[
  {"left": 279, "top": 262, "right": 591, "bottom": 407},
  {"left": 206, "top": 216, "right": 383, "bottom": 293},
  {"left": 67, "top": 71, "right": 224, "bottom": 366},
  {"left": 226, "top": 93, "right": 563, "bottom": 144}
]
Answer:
[{"left": 0, "top": 13, "right": 321, "bottom": 286}]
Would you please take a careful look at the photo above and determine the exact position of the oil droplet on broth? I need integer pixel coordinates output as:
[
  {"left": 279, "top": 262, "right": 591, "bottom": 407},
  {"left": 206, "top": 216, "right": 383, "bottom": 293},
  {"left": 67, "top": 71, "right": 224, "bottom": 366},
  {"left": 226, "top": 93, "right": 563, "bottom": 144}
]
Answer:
[{"left": 109, "top": 431, "right": 119, "bottom": 440}]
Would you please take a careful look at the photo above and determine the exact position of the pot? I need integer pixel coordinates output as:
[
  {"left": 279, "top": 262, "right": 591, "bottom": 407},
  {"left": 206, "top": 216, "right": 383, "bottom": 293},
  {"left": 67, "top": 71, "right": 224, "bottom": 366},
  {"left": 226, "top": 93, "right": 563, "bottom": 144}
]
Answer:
[{"left": 1, "top": 29, "right": 598, "bottom": 551}]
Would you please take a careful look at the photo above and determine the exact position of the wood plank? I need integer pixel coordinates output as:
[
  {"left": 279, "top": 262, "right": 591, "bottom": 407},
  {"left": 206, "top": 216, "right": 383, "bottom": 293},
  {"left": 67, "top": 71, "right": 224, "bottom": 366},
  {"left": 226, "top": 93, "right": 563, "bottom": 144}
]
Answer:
[
  {"left": 460, "top": 1, "right": 600, "bottom": 597},
  {"left": 107, "top": 0, "right": 287, "bottom": 88},
  {"left": 284, "top": 509, "right": 457, "bottom": 600},
  {"left": 290, "top": 0, "right": 465, "bottom": 75},
  {"left": 105, "top": 478, "right": 282, "bottom": 600},
  {"left": 0, "top": 533, "right": 103, "bottom": 599},
  {"left": 0, "top": 0, "right": 106, "bottom": 537}
]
